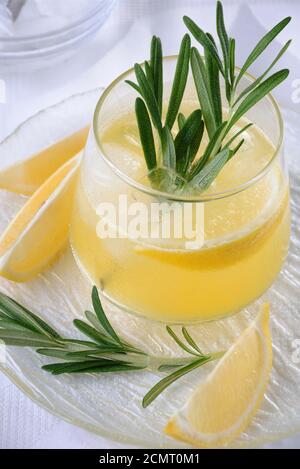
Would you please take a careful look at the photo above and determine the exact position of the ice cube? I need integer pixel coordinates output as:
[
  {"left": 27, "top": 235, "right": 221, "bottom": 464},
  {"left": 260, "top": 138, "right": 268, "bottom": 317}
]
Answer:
[{"left": 146, "top": 167, "right": 187, "bottom": 194}]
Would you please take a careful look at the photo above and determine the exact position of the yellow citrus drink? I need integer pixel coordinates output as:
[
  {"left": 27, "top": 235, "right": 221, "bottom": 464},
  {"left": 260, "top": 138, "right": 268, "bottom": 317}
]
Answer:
[{"left": 70, "top": 97, "right": 290, "bottom": 323}]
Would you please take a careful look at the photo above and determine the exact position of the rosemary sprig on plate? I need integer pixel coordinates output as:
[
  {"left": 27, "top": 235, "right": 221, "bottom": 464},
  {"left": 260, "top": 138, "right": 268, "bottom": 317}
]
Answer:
[
  {"left": 0, "top": 287, "right": 223, "bottom": 407},
  {"left": 127, "top": 1, "right": 291, "bottom": 193}
]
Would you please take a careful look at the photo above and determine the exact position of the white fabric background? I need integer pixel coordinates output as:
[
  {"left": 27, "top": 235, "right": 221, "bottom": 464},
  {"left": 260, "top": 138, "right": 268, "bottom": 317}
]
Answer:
[{"left": 0, "top": 0, "right": 299, "bottom": 449}]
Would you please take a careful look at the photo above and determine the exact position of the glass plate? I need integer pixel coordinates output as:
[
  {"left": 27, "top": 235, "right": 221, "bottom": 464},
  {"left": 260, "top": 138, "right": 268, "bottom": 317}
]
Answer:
[{"left": 0, "top": 90, "right": 299, "bottom": 448}]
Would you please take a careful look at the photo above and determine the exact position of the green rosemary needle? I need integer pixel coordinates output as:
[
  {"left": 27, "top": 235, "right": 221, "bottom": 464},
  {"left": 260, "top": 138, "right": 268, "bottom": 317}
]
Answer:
[
  {"left": 0, "top": 287, "right": 223, "bottom": 407},
  {"left": 126, "top": 1, "right": 291, "bottom": 194}
]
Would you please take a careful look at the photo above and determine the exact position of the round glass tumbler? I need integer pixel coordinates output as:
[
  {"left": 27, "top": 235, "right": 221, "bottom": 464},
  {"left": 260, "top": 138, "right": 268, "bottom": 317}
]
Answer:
[{"left": 70, "top": 57, "right": 290, "bottom": 324}]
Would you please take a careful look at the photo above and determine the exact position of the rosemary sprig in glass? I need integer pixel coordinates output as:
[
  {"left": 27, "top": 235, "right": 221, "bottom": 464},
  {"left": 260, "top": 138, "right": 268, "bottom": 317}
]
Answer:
[
  {"left": 0, "top": 288, "right": 224, "bottom": 407},
  {"left": 127, "top": 1, "right": 291, "bottom": 193}
]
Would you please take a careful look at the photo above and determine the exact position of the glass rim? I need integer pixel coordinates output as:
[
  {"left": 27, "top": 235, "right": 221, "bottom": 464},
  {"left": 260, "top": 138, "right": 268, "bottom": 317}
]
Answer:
[{"left": 93, "top": 55, "right": 284, "bottom": 203}]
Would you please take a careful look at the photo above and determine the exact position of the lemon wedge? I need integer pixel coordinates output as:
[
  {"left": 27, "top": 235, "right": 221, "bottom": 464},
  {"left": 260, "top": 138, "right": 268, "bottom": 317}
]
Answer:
[
  {"left": 165, "top": 303, "right": 272, "bottom": 448},
  {"left": 0, "top": 88, "right": 100, "bottom": 195},
  {"left": 0, "top": 152, "right": 81, "bottom": 282},
  {"left": 0, "top": 127, "right": 88, "bottom": 195}
]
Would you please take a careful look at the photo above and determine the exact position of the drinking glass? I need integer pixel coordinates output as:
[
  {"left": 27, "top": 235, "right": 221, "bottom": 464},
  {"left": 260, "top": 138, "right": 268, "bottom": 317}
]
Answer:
[{"left": 70, "top": 57, "right": 290, "bottom": 324}]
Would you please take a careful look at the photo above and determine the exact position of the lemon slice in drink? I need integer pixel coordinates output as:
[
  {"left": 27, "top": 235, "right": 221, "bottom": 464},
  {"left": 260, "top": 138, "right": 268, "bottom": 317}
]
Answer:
[
  {"left": 0, "top": 153, "right": 81, "bottom": 282},
  {"left": 165, "top": 303, "right": 272, "bottom": 448}
]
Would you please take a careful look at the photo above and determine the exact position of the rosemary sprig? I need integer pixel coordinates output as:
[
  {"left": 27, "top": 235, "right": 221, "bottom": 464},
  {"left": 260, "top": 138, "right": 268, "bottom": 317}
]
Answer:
[
  {"left": 127, "top": 33, "right": 207, "bottom": 186},
  {"left": 0, "top": 287, "right": 223, "bottom": 407},
  {"left": 234, "top": 15, "right": 291, "bottom": 91},
  {"left": 174, "top": 109, "right": 203, "bottom": 174},
  {"left": 165, "top": 34, "right": 191, "bottom": 130},
  {"left": 232, "top": 39, "right": 292, "bottom": 107},
  {"left": 190, "top": 47, "right": 218, "bottom": 138},
  {"left": 150, "top": 36, "right": 163, "bottom": 117},
  {"left": 143, "top": 355, "right": 217, "bottom": 408},
  {"left": 127, "top": 1, "right": 291, "bottom": 194},
  {"left": 205, "top": 32, "right": 222, "bottom": 128},
  {"left": 135, "top": 97, "right": 157, "bottom": 170},
  {"left": 227, "top": 69, "right": 289, "bottom": 132}
]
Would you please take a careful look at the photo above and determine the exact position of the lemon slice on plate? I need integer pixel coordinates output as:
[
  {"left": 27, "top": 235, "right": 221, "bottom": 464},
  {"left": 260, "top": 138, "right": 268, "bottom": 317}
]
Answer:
[
  {"left": 0, "top": 152, "right": 81, "bottom": 282},
  {"left": 0, "top": 88, "right": 100, "bottom": 195},
  {"left": 0, "top": 127, "right": 88, "bottom": 195},
  {"left": 165, "top": 303, "right": 272, "bottom": 448}
]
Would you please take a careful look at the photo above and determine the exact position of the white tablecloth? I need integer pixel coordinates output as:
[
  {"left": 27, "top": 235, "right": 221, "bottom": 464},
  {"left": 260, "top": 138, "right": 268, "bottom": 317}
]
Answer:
[{"left": 0, "top": 0, "right": 300, "bottom": 449}]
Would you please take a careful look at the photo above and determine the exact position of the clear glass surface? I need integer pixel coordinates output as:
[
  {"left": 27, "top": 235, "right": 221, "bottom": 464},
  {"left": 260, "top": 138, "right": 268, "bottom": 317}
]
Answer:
[{"left": 0, "top": 91, "right": 299, "bottom": 448}]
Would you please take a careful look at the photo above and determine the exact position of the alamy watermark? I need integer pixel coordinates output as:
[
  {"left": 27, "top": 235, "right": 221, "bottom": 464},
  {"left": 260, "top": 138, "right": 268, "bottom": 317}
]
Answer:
[
  {"left": 291, "top": 339, "right": 300, "bottom": 364},
  {"left": 0, "top": 340, "right": 6, "bottom": 365},
  {"left": 0, "top": 79, "right": 6, "bottom": 104},
  {"left": 291, "top": 78, "right": 300, "bottom": 104},
  {"left": 96, "top": 194, "right": 205, "bottom": 248}
]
